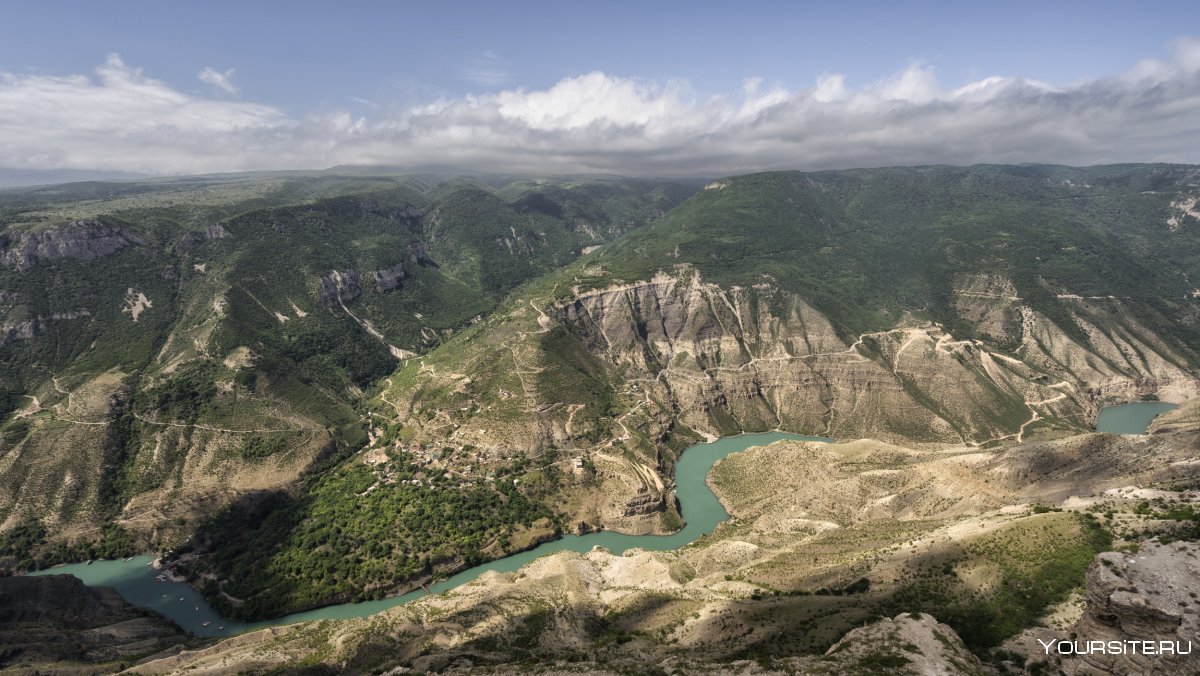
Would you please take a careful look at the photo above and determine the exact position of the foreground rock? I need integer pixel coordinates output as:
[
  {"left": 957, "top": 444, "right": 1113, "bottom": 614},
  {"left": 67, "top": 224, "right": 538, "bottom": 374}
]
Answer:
[
  {"left": 131, "top": 612, "right": 982, "bottom": 675},
  {"left": 1010, "top": 540, "right": 1200, "bottom": 675},
  {"left": 376, "top": 613, "right": 983, "bottom": 675},
  {"left": 803, "top": 612, "right": 983, "bottom": 675},
  {"left": 0, "top": 574, "right": 194, "bottom": 674}
]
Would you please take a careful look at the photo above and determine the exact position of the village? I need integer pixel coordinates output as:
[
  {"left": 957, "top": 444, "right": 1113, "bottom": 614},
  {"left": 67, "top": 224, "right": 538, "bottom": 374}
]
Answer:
[{"left": 356, "top": 430, "right": 587, "bottom": 497}]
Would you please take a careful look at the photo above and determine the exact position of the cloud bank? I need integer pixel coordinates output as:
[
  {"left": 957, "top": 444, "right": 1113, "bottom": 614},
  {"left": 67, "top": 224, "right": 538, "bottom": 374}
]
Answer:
[
  {"left": 198, "top": 67, "right": 238, "bottom": 95},
  {"left": 2, "top": 42, "right": 1200, "bottom": 178}
]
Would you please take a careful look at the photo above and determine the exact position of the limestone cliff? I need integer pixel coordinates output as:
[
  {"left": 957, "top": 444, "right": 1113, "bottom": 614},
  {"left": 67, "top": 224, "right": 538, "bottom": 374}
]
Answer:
[
  {"left": 176, "top": 224, "right": 232, "bottom": 249},
  {"left": 0, "top": 220, "right": 146, "bottom": 272},
  {"left": 1008, "top": 540, "right": 1200, "bottom": 676},
  {"left": 1, "top": 309, "right": 91, "bottom": 348},
  {"left": 1069, "top": 542, "right": 1200, "bottom": 675},
  {"left": 387, "top": 266, "right": 1199, "bottom": 534},
  {"left": 371, "top": 262, "right": 408, "bottom": 292},
  {"left": 316, "top": 268, "right": 363, "bottom": 305}
]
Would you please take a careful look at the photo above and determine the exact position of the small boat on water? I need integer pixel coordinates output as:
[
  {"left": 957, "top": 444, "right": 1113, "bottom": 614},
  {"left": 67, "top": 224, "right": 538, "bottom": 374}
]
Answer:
[
  {"left": 202, "top": 621, "right": 211, "bottom": 627},
  {"left": 178, "top": 597, "right": 184, "bottom": 601},
  {"left": 85, "top": 560, "right": 92, "bottom": 566}
]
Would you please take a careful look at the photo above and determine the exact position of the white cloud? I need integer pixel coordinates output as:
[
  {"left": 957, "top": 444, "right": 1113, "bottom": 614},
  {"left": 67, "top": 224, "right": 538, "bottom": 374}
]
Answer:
[
  {"left": 198, "top": 66, "right": 238, "bottom": 94},
  {"left": 0, "top": 55, "right": 288, "bottom": 174},
  {"left": 812, "top": 73, "right": 846, "bottom": 103},
  {"left": 2, "top": 41, "right": 1200, "bottom": 177}
]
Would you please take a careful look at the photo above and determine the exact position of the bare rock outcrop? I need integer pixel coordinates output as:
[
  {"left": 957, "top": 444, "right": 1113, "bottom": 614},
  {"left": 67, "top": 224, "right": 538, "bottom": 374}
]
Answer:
[
  {"left": 415, "top": 613, "right": 985, "bottom": 674},
  {"left": 176, "top": 223, "right": 233, "bottom": 248},
  {"left": 1149, "top": 399, "right": 1200, "bottom": 435},
  {"left": 410, "top": 241, "right": 436, "bottom": 267},
  {"left": 371, "top": 262, "right": 409, "bottom": 293},
  {"left": 348, "top": 241, "right": 436, "bottom": 295},
  {"left": 316, "top": 269, "right": 362, "bottom": 305},
  {"left": 552, "top": 267, "right": 1200, "bottom": 448},
  {"left": 621, "top": 488, "right": 665, "bottom": 516},
  {"left": 1, "top": 309, "right": 91, "bottom": 348},
  {"left": 1062, "top": 541, "right": 1200, "bottom": 675},
  {"left": 808, "top": 612, "right": 983, "bottom": 675},
  {"left": 0, "top": 220, "right": 146, "bottom": 272},
  {"left": 1012, "top": 540, "right": 1200, "bottom": 675}
]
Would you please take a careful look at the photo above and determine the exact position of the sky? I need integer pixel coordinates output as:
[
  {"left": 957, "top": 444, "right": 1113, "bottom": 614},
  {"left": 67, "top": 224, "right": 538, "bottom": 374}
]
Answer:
[{"left": 1, "top": 1, "right": 1200, "bottom": 181}]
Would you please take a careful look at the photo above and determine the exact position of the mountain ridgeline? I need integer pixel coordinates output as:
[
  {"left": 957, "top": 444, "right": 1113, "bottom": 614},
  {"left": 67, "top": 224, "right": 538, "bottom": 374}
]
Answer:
[{"left": 2, "top": 164, "right": 1200, "bottom": 634}]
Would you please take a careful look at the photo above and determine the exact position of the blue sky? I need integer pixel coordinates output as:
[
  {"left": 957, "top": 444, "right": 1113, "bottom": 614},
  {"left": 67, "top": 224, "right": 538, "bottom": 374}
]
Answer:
[
  {"left": 1, "top": 1, "right": 1199, "bottom": 178},
  {"left": 4, "top": 1, "right": 1190, "bottom": 109}
]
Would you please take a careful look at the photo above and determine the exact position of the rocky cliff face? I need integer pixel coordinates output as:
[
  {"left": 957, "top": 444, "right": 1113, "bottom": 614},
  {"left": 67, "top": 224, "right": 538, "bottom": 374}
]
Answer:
[
  {"left": 371, "top": 262, "right": 408, "bottom": 293},
  {"left": 555, "top": 267, "right": 1197, "bottom": 446},
  {"left": 813, "top": 612, "right": 983, "bottom": 675},
  {"left": 316, "top": 268, "right": 362, "bottom": 305},
  {"left": 410, "top": 240, "right": 436, "bottom": 266},
  {"left": 1, "top": 309, "right": 91, "bottom": 348},
  {"left": 1067, "top": 542, "right": 1200, "bottom": 675},
  {"left": 365, "top": 242, "right": 438, "bottom": 294},
  {"left": 319, "top": 262, "right": 418, "bottom": 299},
  {"left": 0, "top": 220, "right": 146, "bottom": 272},
  {"left": 388, "top": 265, "right": 1198, "bottom": 536},
  {"left": 176, "top": 223, "right": 232, "bottom": 248},
  {"left": 1008, "top": 540, "right": 1200, "bottom": 675}
]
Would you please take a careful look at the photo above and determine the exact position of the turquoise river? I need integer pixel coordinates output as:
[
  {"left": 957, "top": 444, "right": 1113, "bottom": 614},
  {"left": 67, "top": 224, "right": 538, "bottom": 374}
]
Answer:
[
  {"left": 31, "top": 432, "right": 827, "bottom": 637},
  {"left": 28, "top": 401, "right": 1178, "bottom": 638}
]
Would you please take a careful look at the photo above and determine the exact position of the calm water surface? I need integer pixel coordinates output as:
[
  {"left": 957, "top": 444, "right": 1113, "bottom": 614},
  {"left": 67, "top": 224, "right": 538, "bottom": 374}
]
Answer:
[
  {"left": 1095, "top": 401, "right": 1178, "bottom": 435},
  {"left": 30, "top": 432, "right": 828, "bottom": 637}
]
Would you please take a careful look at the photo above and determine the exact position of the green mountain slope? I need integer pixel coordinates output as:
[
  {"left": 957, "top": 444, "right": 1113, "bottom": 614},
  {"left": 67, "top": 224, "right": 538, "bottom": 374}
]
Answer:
[
  {"left": 0, "top": 171, "right": 692, "bottom": 575},
  {"left": 597, "top": 165, "right": 1200, "bottom": 342}
]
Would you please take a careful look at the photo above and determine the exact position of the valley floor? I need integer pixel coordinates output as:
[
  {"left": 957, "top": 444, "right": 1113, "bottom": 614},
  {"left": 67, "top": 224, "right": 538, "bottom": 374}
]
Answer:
[{"left": 93, "top": 400, "right": 1200, "bottom": 675}]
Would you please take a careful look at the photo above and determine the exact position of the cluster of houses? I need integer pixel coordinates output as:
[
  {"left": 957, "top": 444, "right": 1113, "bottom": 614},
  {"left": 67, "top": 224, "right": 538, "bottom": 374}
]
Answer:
[
  {"left": 358, "top": 436, "right": 589, "bottom": 492},
  {"left": 360, "top": 441, "right": 529, "bottom": 491}
]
